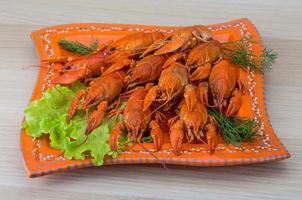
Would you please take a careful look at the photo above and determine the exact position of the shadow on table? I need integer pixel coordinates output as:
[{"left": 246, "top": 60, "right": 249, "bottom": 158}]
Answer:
[{"left": 35, "top": 160, "right": 291, "bottom": 185}]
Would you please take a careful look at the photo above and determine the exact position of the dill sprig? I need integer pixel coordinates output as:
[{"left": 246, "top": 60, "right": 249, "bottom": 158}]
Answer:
[
  {"left": 88, "top": 37, "right": 98, "bottom": 52},
  {"left": 58, "top": 37, "right": 98, "bottom": 55},
  {"left": 141, "top": 135, "right": 153, "bottom": 143},
  {"left": 116, "top": 135, "right": 132, "bottom": 153},
  {"left": 208, "top": 109, "right": 256, "bottom": 146},
  {"left": 222, "top": 36, "right": 277, "bottom": 72},
  {"left": 261, "top": 47, "right": 278, "bottom": 71}
]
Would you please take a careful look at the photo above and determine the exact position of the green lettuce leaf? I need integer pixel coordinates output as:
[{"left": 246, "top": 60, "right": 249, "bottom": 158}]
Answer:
[{"left": 23, "top": 83, "right": 116, "bottom": 166}]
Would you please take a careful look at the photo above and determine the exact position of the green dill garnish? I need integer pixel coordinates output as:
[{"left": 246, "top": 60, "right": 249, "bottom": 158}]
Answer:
[
  {"left": 141, "top": 135, "right": 153, "bottom": 143},
  {"left": 208, "top": 109, "right": 256, "bottom": 146},
  {"left": 58, "top": 37, "right": 98, "bottom": 55},
  {"left": 261, "top": 47, "right": 278, "bottom": 71},
  {"left": 222, "top": 36, "right": 277, "bottom": 72},
  {"left": 116, "top": 134, "right": 133, "bottom": 153},
  {"left": 88, "top": 37, "right": 98, "bottom": 52}
]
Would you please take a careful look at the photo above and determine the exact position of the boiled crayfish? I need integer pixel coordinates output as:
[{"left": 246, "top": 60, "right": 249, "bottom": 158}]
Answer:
[
  {"left": 108, "top": 32, "right": 165, "bottom": 55},
  {"left": 169, "top": 84, "right": 218, "bottom": 155},
  {"left": 48, "top": 32, "right": 164, "bottom": 85},
  {"left": 143, "top": 62, "right": 189, "bottom": 112},
  {"left": 142, "top": 25, "right": 213, "bottom": 56},
  {"left": 209, "top": 59, "right": 245, "bottom": 117},
  {"left": 161, "top": 40, "right": 224, "bottom": 82},
  {"left": 96, "top": 32, "right": 165, "bottom": 78},
  {"left": 109, "top": 84, "right": 164, "bottom": 151},
  {"left": 125, "top": 55, "right": 167, "bottom": 88},
  {"left": 50, "top": 51, "right": 111, "bottom": 85},
  {"left": 49, "top": 24, "right": 253, "bottom": 157},
  {"left": 102, "top": 54, "right": 167, "bottom": 89},
  {"left": 186, "top": 40, "right": 223, "bottom": 81},
  {"left": 67, "top": 70, "right": 126, "bottom": 134}
]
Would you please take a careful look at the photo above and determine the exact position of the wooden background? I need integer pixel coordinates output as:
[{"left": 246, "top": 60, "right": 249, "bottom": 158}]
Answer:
[{"left": 0, "top": 0, "right": 301, "bottom": 199}]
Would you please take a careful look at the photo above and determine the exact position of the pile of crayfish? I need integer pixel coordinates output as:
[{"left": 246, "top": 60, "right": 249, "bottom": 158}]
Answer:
[{"left": 48, "top": 25, "right": 246, "bottom": 155}]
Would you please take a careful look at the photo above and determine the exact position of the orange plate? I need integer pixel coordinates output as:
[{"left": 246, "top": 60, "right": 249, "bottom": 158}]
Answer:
[{"left": 21, "top": 18, "right": 290, "bottom": 178}]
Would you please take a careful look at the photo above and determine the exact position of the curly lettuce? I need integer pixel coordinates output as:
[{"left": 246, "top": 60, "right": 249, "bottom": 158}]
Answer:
[{"left": 22, "top": 83, "right": 117, "bottom": 166}]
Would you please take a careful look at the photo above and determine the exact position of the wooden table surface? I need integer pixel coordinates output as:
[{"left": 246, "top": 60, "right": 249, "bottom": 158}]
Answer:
[{"left": 0, "top": 0, "right": 301, "bottom": 199}]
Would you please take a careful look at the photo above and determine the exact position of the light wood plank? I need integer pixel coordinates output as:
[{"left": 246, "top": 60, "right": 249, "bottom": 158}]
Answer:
[{"left": 0, "top": 1, "right": 301, "bottom": 199}]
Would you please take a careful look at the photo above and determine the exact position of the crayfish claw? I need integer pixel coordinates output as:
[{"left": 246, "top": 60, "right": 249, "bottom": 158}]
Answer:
[
  {"left": 52, "top": 70, "right": 86, "bottom": 85},
  {"left": 206, "top": 117, "right": 218, "bottom": 154},
  {"left": 150, "top": 120, "right": 164, "bottom": 151},
  {"left": 190, "top": 63, "right": 211, "bottom": 82},
  {"left": 140, "top": 37, "right": 168, "bottom": 57},
  {"left": 102, "top": 58, "right": 134, "bottom": 77},
  {"left": 162, "top": 52, "right": 186, "bottom": 69},
  {"left": 184, "top": 84, "right": 198, "bottom": 112},
  {"left": 225, "top": 89, "right": 242, "bottom": 117},
  {"left": 67, "top": 90, "right": 86, "bottom": 124},
  {"left": 170, "top": 120, "right": 184, "bottom": 156},
  {"left": 155, "top": 38, "right": 185, "bottom": 55},
  {"left": 237, "top": 79, "right": 246, "bottom": 95},
  {"left": 196, "top": 82, "right": 209, "bottom": 105},
  {"left": 109, "top": 123, "right": 123, "bottom": 151},
  {"left": 143, "top": 86, "right": 159, "bottom": 112},
  {"left": 86, "top": 101, "right": 108, "bottom": 134}
]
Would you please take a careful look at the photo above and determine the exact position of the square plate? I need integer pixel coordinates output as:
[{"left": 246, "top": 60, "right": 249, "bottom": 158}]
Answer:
[{"left": 21, "top": 18, "right": 290, "bottom": 177}]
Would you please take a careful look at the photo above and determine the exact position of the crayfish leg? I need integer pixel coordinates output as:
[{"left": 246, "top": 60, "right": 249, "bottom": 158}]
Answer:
[
  {"left": 195, "top": 129, "right": 204, "bottom": 142},
  {"left": 168, "top": 116, "right": 178, "bottom": 127},
  {"left": 185, "top": 128, "right": 195, "bottom": 144},
  {"left": 154, "top": 111, "right": 167, "bottom": 124}
]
